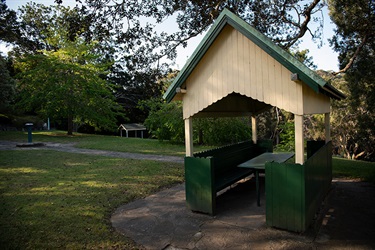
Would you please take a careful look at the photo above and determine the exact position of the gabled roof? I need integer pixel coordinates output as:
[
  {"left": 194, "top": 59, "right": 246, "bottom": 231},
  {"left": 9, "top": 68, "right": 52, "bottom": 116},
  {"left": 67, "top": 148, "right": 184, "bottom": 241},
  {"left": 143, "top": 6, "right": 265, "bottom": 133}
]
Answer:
[{"left": 163, "top": 8, "right": 345, "bottom": 103}]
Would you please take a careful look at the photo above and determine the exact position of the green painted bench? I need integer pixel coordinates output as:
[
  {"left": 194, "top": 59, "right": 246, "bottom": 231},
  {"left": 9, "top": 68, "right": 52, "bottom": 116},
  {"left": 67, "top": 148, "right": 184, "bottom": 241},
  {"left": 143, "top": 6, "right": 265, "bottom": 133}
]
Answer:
[{"left": 185, "top": 140, "right": 272, "bottom": 215}]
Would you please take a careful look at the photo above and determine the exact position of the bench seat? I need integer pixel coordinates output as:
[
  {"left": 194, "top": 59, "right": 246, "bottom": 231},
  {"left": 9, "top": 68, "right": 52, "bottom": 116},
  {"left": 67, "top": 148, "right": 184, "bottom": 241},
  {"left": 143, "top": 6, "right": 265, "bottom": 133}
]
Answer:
[
  {"left": 215, "top": 167, "right": 253, "bottom": 191},
  {"left": 185, "top": 140, "right": 272, "bottom": 215}
]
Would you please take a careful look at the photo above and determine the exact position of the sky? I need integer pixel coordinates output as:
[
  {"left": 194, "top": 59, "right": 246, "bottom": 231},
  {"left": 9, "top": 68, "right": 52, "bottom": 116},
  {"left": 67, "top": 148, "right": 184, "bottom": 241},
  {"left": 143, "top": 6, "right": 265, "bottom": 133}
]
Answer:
[{"left": 2, "top": 0, "right": 339, "bottom": 71}]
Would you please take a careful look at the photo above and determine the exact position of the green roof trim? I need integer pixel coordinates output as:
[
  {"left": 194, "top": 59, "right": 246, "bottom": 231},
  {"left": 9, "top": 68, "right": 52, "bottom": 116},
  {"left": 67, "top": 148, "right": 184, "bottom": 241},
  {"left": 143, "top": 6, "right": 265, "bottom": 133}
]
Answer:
[{"left": 163, "top": 8, "right": 345, "bottom": 102}]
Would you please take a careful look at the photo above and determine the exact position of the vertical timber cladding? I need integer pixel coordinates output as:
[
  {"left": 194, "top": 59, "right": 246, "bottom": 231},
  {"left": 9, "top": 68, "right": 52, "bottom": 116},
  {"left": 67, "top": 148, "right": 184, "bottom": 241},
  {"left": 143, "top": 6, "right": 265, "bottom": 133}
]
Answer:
[
  {"left": 266, "top": 142, "right": 333, "bottom": 232},
  {"left": 184, "top": 157, "right": 216, "bottom": 215},
  {"left": 304, "top": 141, "right": 333, "bottom": 226},
  {"left": 182, "top": 25, "right": 305, "bottom": 120},
  {"left": 266, "top": 162, "right": 306, "bottom": 232}
]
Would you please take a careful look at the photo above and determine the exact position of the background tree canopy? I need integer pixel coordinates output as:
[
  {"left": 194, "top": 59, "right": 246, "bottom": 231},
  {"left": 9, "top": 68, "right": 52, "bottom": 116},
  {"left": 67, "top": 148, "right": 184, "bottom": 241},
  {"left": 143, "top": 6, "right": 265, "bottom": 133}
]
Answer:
[{"left": 15, "top": 39, "right": 120, "bottom": 135}]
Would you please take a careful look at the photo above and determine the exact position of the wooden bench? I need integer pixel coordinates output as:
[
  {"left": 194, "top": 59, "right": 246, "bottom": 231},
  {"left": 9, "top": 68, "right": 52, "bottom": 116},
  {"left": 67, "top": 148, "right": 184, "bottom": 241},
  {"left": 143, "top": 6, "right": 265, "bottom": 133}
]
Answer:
[{"left": 185, "top": 140, "right": 272, "bottom": 215}]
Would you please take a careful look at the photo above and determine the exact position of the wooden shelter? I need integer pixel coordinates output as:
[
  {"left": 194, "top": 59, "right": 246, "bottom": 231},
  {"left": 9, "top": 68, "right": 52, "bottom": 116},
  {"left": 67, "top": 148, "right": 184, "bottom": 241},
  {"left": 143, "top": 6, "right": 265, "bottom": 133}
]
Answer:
[
  {"left": 118, "top": 123, "right": 147, "bottom": 138},
  {"left": 164, "top": 9, "right": 346, "bottom": 231},
  {"left": 164, "top": 9, "right": 344, "bottom": 164}
]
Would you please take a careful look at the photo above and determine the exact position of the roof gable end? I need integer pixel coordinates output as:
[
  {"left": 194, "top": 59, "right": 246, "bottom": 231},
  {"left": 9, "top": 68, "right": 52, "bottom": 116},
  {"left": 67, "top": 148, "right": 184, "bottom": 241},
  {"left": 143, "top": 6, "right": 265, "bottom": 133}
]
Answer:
[{"left": 163, "top": 8, "right": 344, "bottom": 102}]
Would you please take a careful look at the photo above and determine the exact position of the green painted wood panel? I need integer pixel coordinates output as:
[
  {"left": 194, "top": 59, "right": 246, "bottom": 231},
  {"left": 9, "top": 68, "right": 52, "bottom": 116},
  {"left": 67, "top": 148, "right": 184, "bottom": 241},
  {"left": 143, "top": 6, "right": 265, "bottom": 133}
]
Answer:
[
  {"left": 266, "top": 162, "right": 305, "bottom": 232},
  {"left": 185, "top": 157, "right": 216, "bottom": 215},
  {"left": 185, "top": 141, "right": 269, "bottom": 215},
  {"left": 266, "top": 141, "right": 332, "bottom": 232}
]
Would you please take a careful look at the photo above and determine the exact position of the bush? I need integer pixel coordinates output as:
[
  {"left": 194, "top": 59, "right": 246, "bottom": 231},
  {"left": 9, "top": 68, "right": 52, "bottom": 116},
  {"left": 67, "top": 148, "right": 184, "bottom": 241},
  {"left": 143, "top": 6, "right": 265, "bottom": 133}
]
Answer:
[
  {"left": 275, "top": 121, "right": 295, "bottom": 152},
  {"left": 194, "top": 117, "right": 252, "bottom": 145},
  {"left": 0, "top": 114, "right": 12, "bottom": 125},
  {"left": 13, "top": 115, "right": 43, "bottom": 130},
  {"left": 142, "top": 99, "right": 253, "bottom": 145},
  {"left": 142, "top": 99, "right": 184, "bottom": 143}
]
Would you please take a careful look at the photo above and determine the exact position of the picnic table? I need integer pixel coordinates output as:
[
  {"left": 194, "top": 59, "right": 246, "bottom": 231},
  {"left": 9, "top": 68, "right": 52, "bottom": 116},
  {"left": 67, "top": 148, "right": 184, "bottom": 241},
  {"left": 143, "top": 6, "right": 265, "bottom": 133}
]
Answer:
[{"left": 238, "top": 152, "right": 294, "bottom": 206}]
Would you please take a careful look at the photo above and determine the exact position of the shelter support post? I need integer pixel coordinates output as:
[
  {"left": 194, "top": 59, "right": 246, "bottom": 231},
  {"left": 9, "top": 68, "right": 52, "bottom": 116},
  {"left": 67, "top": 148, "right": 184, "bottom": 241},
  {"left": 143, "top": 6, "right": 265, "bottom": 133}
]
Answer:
[
  {"left": 325, "top": 112, "right": 330, "bottom": 143},
  {"left": 185, "top": 117, "right": 193, "bottom": 157},
  {"left": 295, "top": 114, "right": 304, "bottom": 164},
  {"left": 252, "top": 115, "right": 257, "bottom": 144}
]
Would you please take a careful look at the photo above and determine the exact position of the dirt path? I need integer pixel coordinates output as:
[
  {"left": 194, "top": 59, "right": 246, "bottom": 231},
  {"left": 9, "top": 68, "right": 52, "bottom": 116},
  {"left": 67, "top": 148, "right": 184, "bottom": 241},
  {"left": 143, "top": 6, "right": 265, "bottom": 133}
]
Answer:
[{"left": 0, "top": 140, "right": 184, "bottom": 164}]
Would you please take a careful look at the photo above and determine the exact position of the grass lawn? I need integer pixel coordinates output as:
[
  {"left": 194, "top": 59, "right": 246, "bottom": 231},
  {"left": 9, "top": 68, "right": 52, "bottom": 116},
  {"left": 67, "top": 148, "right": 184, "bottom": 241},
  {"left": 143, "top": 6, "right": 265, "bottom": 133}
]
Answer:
[
  {"left": 1, "top": 131, "right": 374, "bottom": 248},
  {"left": 0, "top": 130, "right": 213, "bottom": 156},
  {"left": 333, "top": 157, "right": 375, "bottom": 183},
  {"left": 0, "top": 150, "right": 184, "bottom": 249}
]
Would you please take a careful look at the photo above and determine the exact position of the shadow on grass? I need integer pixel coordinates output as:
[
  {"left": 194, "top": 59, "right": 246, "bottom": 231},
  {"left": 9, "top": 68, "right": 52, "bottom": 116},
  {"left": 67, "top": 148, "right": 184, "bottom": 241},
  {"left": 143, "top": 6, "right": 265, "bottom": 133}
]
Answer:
[{"left": 0, "top": 150, "right": 184, "bottom": 249}]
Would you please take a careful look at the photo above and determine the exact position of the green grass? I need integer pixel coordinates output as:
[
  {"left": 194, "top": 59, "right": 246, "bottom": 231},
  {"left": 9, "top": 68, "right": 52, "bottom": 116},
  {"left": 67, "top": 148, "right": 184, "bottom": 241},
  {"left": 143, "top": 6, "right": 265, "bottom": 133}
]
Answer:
[
  {"left": 0, "top": 130, "right": 213, "bottom": 156},
  {"left": 0, "top": 150, "right": 184, "bottom": 249},
  {"left": 0, "top": 130, "right": 89, "bottom": 143},
  {"left": 1, "top": 131, "right": 374, "bottom": 248},
  {"left": 333, "top": 157, "right": 375, "bottom": 183}
]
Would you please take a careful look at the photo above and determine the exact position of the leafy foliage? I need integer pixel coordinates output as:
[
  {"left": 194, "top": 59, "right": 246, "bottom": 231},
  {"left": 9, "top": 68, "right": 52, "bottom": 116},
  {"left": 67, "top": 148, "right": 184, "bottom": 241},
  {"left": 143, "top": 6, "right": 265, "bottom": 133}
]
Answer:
[
  {"left": 140, "top": 98, "right": 184, "bottom": 143},
  {"left": 326, "top": 0, "right": 375, "bottom": 161},
  {"left": 110, "top": 65, "right": 167, "bottom": 123},
  {"left": 0, "top": 0, "right": 21, "bottom": 45},
  {"left": 194, "top": 117, "right": 252, "bottom": 146},
  {"left": 328, "top": 0, "right": 374, "bottom": 74},
  {"left": 318, "top": 70, "right": 374, "bottom": 161},
  {"left": 141, "top": 98, "right": 253, "bottom": 146},
  {"left": 48, "top": 0, "right": 327, "bottom": 68},
  {"left": 14, "top": 39, "right": 120, "bottom": 135},
  {"left": 0, "top": 54, "right": 15, "bottom": 112},
  {"left": 275, "top": 120, "right": 295, "bottom": 152}
]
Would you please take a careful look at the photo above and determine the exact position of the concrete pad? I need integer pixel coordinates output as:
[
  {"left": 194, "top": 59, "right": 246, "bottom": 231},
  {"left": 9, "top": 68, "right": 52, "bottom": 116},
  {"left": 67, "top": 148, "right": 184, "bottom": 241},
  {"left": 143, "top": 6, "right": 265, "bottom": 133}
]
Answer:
[{"left": 111, "top": 178, "right": 316, "bottom": 249}]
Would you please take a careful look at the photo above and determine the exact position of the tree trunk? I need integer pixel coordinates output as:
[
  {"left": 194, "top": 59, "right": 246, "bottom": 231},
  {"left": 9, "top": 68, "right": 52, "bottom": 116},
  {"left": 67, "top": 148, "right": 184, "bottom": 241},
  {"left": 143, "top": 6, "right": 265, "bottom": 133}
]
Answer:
[
  {"left": 67, "top": 113, "right": 74, "bottom": 135},
  {"left": 198, "top": 129, "right": 203, "bottom": 145}
]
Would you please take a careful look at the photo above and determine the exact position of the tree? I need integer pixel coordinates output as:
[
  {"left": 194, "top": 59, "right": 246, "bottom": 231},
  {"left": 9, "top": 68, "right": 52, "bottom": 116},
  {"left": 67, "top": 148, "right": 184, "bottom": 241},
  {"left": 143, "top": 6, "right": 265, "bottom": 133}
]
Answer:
[
  {"left": 3, "top": 3, "right": 121, "bottom": 135},
  {"left": 51, "top": 0, "right": 327, "bottom": 68},
  {"left": 15, "top": 39, "right": 120, "bottom": 135},
  {"left": 328, "top": 0, "right": 375, "bottom": 75},
  {"left": 325, "top": 0, "right": 375, "bottom": 161},
  {"left": 110, "top": 65, "right": 167, "bottom": 123},
  {"left": 0, "top": 0, "right": 20, "bottom": 45},
  {"left": 0, "top": 54, "right": 15, "bottom": 112}
]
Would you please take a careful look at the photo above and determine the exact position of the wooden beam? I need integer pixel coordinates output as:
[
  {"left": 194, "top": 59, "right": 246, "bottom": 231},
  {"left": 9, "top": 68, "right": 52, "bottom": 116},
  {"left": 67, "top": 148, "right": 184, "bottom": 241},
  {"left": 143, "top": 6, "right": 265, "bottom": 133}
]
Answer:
[
  {"left": 295, "top": 114, "right": 304, "bottom": 164},
  {"left": 185, "top": 117, "right": 194, "bottom": 157},
  {"left": 325, "top": 112, "right": 330, "bottom": 143},
  {"left": 252, "top": 115, "right": 257, "bottom": 144}
]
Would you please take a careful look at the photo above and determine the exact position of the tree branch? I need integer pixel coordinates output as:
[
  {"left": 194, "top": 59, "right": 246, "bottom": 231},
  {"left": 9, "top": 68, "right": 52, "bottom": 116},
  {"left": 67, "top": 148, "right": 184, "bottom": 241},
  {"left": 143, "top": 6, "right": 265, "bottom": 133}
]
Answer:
[
  {"left": 280, "top": 0, "right": 322, "bottom": 49},
  {"left": 332, "top": 34, "right": 369, "bottom": 75}
]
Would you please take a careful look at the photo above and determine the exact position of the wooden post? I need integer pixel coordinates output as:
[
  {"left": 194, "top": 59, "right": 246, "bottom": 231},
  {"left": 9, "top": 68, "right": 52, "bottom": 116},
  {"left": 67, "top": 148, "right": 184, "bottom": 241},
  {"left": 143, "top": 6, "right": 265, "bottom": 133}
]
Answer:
[
  {"left": 325, "top": 112, "right": 330, "bottom": 143},
  {"left": 185, "top": 117, "right": 193, "bottom": 157},
  {"left": 252, "top": 115, "right": 257, "bottom": 144},
  {"left": 295, "top": 114, "right": 304, "bottom": 164}
]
